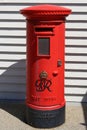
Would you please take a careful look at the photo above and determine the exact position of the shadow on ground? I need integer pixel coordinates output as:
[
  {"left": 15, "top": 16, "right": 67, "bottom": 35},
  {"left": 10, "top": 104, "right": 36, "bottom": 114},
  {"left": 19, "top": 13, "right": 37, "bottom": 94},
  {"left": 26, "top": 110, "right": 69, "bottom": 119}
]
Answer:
[
  {"left": 0, "top": 59, "right": 26, "bottom": 122},
  {"left": 0, "top": 101, "right": 26, "bottom": 122},
  {"left": 81, "top": 92, "right": 87, "bottom": 130}
]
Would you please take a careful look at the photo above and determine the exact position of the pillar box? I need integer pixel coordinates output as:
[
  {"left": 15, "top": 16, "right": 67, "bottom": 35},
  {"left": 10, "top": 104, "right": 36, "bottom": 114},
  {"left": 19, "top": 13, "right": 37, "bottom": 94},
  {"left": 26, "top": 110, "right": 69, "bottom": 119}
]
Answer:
[{"left": 20, "top": 4, "right": 71, "bottom": 128}]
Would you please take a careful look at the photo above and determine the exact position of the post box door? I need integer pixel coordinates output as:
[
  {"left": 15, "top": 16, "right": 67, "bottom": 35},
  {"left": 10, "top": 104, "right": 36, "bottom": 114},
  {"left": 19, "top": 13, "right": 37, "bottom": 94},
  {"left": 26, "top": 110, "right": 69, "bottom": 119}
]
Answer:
[{"left": 32, "top": 24, "right": 64, "bottom": 107}]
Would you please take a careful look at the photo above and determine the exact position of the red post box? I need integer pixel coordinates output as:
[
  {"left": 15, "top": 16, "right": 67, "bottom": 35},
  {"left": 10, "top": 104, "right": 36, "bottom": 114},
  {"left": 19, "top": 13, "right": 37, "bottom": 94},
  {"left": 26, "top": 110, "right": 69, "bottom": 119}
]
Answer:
[{"left": 20, "top": 4, "right": 71, "bottom": 128}]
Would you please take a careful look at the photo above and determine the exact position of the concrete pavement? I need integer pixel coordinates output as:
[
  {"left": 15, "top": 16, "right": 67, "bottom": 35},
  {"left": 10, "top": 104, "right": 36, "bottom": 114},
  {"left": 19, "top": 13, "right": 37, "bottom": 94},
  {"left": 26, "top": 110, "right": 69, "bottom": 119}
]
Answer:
[{"left": 0, "top": 101, "right": 87, "bottom": 130}]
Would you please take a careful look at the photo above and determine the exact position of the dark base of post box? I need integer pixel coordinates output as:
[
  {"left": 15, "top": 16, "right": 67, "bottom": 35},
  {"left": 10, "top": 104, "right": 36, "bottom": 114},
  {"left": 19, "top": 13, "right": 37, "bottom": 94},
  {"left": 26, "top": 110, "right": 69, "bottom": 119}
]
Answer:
[{"left": 26, "top": 105, "right": 65, "bottom": 128}]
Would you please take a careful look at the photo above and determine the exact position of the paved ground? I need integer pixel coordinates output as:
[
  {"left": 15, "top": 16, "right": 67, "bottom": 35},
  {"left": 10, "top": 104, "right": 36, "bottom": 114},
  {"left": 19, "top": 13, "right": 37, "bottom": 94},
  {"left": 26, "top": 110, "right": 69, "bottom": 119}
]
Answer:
[{"left": 0, "top": 101, "right": 87, "bottom": 130}]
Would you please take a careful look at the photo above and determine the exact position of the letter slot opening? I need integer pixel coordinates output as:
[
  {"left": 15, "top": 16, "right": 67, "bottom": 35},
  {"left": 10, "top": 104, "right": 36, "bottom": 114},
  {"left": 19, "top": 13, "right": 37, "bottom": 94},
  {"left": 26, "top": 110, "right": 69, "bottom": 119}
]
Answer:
[{"left": 35, "top": 28, "right": 53, "bottom": 32}]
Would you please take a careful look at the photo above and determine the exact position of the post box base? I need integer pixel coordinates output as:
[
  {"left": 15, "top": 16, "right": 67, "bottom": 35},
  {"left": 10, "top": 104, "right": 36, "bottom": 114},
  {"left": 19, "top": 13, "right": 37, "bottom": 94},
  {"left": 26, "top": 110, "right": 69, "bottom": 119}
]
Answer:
[{"left": 26, "top": 105, "right": 65, "bottom": 128}]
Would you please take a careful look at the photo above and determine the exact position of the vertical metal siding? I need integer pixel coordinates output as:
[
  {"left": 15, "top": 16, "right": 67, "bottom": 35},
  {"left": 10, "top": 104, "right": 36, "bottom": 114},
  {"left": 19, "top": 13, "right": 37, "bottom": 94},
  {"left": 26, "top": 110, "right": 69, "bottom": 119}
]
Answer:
[{"left": 0, "top": 0, "right": 87, "bottom": 102}]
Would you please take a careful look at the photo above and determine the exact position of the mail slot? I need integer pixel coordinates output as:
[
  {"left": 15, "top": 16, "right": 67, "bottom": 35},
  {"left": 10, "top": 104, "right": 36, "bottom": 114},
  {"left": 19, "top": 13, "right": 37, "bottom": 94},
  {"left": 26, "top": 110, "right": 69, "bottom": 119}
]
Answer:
[{"left": 20, "top": 4, "right": 71, "bottom": 128}]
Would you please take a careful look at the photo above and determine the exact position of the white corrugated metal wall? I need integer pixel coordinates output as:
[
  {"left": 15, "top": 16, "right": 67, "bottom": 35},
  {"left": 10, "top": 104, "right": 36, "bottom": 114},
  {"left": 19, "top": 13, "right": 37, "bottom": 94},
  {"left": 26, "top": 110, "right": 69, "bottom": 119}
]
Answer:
[{"left": 0, "top": 0, "right": 87, "bottom": 102}]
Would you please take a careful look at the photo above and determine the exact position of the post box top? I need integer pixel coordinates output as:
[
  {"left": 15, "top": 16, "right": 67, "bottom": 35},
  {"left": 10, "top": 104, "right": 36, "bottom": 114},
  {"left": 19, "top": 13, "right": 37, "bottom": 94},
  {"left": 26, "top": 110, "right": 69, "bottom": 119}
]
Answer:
[{"left": 20, "top": 4, "right": 71, "bottom": 20}]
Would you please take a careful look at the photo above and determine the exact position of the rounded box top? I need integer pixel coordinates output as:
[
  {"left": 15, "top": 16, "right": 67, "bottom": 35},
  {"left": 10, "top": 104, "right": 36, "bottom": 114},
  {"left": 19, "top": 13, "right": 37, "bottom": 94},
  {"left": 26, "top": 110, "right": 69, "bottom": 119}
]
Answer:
[{"left": 20, "top": 4, "right": 71, "bottom": 20}]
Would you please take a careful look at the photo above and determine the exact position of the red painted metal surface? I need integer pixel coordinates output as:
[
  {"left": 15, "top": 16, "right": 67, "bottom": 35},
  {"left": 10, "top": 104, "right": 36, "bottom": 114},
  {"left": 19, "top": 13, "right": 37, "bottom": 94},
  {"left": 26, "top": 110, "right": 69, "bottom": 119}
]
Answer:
[{"left": 20, "top": 5, "right": 71, "bottom": 111}]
